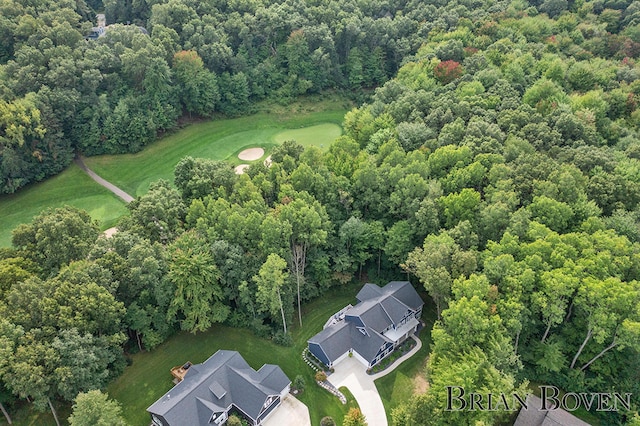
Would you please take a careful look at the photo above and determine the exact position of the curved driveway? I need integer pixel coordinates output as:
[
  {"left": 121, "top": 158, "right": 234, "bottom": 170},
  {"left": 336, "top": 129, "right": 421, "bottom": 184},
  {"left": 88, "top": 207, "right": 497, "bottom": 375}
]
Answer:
[
  {"left": 328, "top": 335, "right": 423, "bottom": 426},
  {"left": 328, "top": 356, "right": 388, "bottom": 426}
]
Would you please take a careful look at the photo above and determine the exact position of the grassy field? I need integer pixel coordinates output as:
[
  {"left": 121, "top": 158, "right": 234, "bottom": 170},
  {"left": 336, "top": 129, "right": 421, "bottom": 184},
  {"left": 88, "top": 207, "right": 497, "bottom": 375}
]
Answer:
[
  {"left": 0, "top": 96, "right": 349, "bottom": 247},
  {"left": 274, "top": 123, "right": 342, "bottom": 150},
  {"left": 105, "top": 281, "right": 364, "bottom": 426},
  {"left": 84, "top": 101, "right": 346, "bottom": 197},
  {"left": 0, "top": 165, "right": 128, "bottom": 247}
]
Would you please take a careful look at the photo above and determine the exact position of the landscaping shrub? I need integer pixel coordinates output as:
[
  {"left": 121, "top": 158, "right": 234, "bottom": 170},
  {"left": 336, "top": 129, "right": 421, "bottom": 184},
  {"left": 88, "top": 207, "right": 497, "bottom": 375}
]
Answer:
[
  {"left": 293, "top": 375, "right": 306, "bottom": 391},
  {"left": 248, "top": 318, "right": 271, "bottom": 338},
  {"left": 272, "top": 330, "right": 293, "bottom": 346},
  {"left": 343, "top": 407, "right": 367, "bottom": 426},
  {"left": 321, "top": 416, "right": 337, "bottom": 426},
  {"left": 315, "top": 371, "right": 327, "bottom": 382},
  {"left": 227, "top": 414, "right": 242, "bottom": 426}
]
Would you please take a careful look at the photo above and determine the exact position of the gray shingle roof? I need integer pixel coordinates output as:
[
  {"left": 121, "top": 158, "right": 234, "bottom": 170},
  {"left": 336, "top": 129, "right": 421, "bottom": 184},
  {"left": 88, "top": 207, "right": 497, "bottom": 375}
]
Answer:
[
  {"left": 356, "top": 283, "right": 383, "bottom": 302},
  {"left": 309, "top": 281, "right": 424, "bottom": 366},
  {"left": 351, "top": 301, "right": 392, "bottom": 331},
  {"left": 226, "top": 367, "right": 273, "bottom": 418},
  {"left": 147, "top": 350, "right": 290, "bottom": 425},
  {"left": 258, "top": 364, "right": 292, "bottom": 393},
  {"left": 380, "top": 296, "right": 410, "bottom": 324},
  {"left": 349, "top": 326, "right": 390, "bottom": 361},
  {"left": 514, "top": 395, "right": 592, "bottom": 426},
  {"left": 382, "top": 281, "right": 424, "bottom": 310},
  {"left": 308, "top": 321, "right": 352, "bottom": 361}
]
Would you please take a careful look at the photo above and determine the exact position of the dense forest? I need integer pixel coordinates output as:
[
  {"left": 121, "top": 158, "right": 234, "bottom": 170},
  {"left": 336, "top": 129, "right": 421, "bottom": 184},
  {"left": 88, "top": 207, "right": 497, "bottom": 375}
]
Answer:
[
  {"left": 0, "top": 0, "right": 434, "bottom": 193},
  {"left": 3, "top": 0, "right": 640, "bottom": 424}
]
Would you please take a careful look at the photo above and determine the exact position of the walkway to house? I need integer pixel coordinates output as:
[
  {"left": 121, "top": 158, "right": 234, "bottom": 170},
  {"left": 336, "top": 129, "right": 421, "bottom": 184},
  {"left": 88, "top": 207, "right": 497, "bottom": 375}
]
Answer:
[
  {"left": 327, "top": 335, "right": 423, "bottom": 426},
  {"left": 371, "top": 335, "right": 423, "bottom": 380},
  {"left": 262, "top": 394, "right": 311, "bottom": 426},
  {"left": 74, "top": 155, "right": 135, "bottom": 203}
]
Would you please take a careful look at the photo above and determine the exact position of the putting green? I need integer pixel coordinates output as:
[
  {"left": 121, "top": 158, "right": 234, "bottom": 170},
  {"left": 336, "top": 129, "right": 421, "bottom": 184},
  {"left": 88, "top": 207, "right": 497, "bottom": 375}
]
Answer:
[
  {"left": 273, "top": 123, "right": 342, "bottom": 150},
  {"left": 87, "top": 121, "right": 343, "bottom": 197},
  {"left": 0, "top": 104, "right": 347, "bottom": 247}
]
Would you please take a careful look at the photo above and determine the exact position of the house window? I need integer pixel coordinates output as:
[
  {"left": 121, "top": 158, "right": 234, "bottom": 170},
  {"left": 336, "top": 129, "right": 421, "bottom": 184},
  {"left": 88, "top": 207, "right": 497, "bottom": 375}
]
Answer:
[{"left": 264, "top": 396, "right": 275, "bottom": 408}]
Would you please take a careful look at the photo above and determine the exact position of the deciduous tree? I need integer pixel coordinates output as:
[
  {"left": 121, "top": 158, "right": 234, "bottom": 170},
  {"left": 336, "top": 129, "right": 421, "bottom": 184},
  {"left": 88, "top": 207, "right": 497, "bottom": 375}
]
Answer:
[
  {"left": 167, "top": 231, "right": 228, "bottom": 333},
  {"left": 254, "top": 254, "right": 290, "bottom": 334},
  {"left": 68, "top": 390, "right": 126, "bottom": 426}
]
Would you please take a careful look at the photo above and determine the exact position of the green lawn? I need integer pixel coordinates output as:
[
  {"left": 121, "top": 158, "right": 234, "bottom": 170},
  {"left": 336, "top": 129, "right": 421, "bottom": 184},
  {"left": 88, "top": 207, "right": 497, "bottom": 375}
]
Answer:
[
  {"left": 0, "top": 282, "right": 434, "bottom": 426},
  {"left": 0, "top": 96, "right": 349, "bottom": 247},
  {"left": 0, "top": 165, "right": 128, "bottom": 247},
  {"left": 375, "top": 297, "right": 437, "bottom": 423},
  {"left": 84, "top": 104, "right": 346, "bottom": 197},
  {"left": 274, "top": 123, "right": 342, "bottom": 150},
  {"left": 106, "top": 282, "right": 362, "bottom": 426}
]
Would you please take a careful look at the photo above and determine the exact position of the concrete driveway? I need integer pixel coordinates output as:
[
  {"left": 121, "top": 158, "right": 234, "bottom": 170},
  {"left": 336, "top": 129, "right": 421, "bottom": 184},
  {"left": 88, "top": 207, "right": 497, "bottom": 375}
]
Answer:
[
  {"left": 328, "top": 357, "right": 388, "bottom": 426},
  {"left": 262, "top": 394, "right": 311, "bottom": 426}
]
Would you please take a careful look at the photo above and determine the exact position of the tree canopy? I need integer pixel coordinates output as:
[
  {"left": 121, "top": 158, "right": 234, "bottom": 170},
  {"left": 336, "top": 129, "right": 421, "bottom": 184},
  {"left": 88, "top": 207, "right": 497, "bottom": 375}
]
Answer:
[{"left": 3, "top": 0, "right": 640, "bottom": 422}]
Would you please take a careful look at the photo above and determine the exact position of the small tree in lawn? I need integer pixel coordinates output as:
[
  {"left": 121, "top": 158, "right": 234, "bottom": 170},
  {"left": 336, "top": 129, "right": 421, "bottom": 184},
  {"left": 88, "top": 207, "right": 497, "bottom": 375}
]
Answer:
[
  {"left": 433, "top": 60, "right": 463, "bottom": 84},
  {"left": 343, "top": 407, "right": 367, "bottom": 426},
  {"left": 68, "top": 390, "right": 126, "bottom": 426},
  {"left": 293, "top": 375, "right": 306, "bottom": 391}
]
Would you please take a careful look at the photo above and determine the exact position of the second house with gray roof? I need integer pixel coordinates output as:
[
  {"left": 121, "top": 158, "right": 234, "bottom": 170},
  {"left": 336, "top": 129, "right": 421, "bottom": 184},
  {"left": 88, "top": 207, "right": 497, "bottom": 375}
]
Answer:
[
  {"left": 308, "top": 281, "right": 424, "bottom": 369},
  {"left": 147, "top": 350, "right": 290, "bottom": 426}
]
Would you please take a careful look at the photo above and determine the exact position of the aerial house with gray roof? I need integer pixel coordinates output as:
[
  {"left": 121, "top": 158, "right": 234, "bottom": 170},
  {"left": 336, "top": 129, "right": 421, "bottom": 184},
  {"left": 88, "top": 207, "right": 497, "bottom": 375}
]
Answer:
[
  {"left": 147, "top": 350, "right": 290, "bottom": 426},
  {"left": 308, "top": 281, "right": 424, "bottom": 369}
]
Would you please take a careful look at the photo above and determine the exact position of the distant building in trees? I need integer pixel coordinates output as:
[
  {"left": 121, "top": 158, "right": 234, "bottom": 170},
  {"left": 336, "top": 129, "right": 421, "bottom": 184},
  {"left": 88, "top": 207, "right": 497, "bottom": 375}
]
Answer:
[
  {"left": 513, "top": 395, "right": 591, "bottom": 426},
  {"left": 85, "top": 14, "right": 147, "bottom": 40}
]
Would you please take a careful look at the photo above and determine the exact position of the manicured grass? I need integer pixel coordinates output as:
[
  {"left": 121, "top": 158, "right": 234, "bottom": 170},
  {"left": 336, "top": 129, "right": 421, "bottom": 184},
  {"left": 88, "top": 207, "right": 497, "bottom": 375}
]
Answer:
[
  {"left": 84, "top": 103, "right": 347, "bottom": 197},
  {"left": 274, "top": 123, "right": 342, "bottom": 150},
  {"left": 107, "top": 282, "right": 362, "bottom": 426},
  {"left": 375, "top": 297, "right": 438, "bottom": 423},
  {"left": 0, "top": 164, "right": 128, "bottom": 247},
  {"left": 0, "top": 96, "right": 349, "bottom": 247}
]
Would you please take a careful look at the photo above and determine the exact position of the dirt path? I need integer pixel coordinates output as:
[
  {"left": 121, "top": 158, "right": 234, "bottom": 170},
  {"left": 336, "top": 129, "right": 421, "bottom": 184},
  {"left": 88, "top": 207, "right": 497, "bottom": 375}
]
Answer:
[{"left": 74, "top": 156, "right": 135, "bottom": 203}]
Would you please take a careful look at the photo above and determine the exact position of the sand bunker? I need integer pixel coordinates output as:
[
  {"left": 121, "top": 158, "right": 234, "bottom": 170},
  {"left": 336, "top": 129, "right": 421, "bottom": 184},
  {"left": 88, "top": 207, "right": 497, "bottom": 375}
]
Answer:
[
  {"left": 103, "top": 227, "right": 118, "bottom": 238},
  {"left": 238, "top": 147, "right": 264, "bottom": 161},
  {"left": 235, "top": 164, "right": 250, "bottom": 174},
  {"left": 264, "top": 155, "right": 272, "bottom": 167}
]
